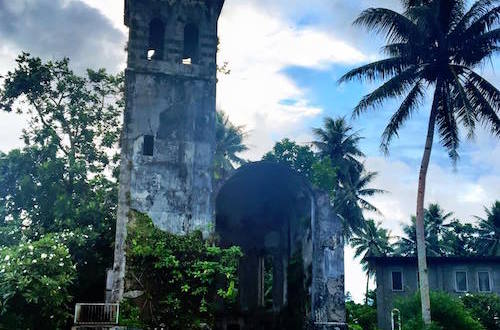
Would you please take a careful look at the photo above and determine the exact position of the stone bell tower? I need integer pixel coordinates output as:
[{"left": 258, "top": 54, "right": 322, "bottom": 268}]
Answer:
[{"left": 110, "top": 0, "right": 224, "bottom": 302}]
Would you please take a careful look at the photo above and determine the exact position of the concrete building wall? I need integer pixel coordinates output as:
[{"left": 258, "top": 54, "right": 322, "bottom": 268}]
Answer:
[{"left": 375, "top": 259, "right": 500, "bottom": 330}]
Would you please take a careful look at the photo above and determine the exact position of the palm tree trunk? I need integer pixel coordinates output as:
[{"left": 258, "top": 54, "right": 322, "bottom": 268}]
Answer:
[
  {"left": 365, "top": 273, "right": 370, "bottom": 305},
  {"left": 416, "top": 108, "right": 437, "bottom": 325}
]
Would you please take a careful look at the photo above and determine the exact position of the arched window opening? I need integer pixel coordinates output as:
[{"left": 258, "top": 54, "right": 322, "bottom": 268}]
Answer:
[
  {"left": 148, "top": 18, "right": 165, "bottom": 61},
  {"left": 183, "top": 23, "right": 199, "bottom": 64},
  {"left": 391, "top": 309, "right": 402, "bottom": 330}
]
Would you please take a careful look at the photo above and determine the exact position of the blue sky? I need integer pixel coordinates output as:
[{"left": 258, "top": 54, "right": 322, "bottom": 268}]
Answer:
[{"left": 0, "top": 0, "right": 498, "bottom": 302}]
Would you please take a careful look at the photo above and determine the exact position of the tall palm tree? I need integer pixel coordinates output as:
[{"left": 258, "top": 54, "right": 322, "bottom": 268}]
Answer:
[
  {"left": 396, "top": 212, "right": 444, "bottom": 257},
  {"left": 335, "top": 170, "right": 386, "bottom": 237},
  {"left": 351, "top": 219, "right": 393, "bottom": 303},
  {"left": 425, "top": 203, "right": 454, "bottom": 251},
  {"left": 475, "top": 201, "right": 500, "bottom": 256},
  {"left": 340, "top": 0, "right": 500, "bottom": 324},
  {"left": 313, "top": 117, "right": 385, "bottom": 235},
  {"left": 441, "top": 220, "right": 477, "bottom": 256},
  {"left": 312, "top": 117, "right": 364, "bottom": 181},
  {"left": 214, "top": 111, "right": 248, "bottom": 181}
]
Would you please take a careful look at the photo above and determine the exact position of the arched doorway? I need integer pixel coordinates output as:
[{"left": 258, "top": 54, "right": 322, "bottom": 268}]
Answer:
[{"left": 215, "top": 162, "right": 346, "bottom": 330}]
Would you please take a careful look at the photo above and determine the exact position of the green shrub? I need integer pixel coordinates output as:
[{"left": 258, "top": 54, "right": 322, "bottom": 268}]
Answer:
[
  {"left": 0, "top": 234, "right": 76, "bottom": 329},
  {"left": 346, "top": 300, "right": 378, "bottom": 330},
  {"left": 395, "top": 291, "right": 484, "bottom": 330},
  {"left": 461, "top": 294, "right": 500, "bottom": 330},
  {"left": 125, "top": 212, "right": 242, "bottom": 329}
]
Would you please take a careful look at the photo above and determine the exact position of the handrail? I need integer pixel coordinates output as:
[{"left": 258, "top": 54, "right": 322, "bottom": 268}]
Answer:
[{"left": 74, "top": 303, "right": 120, "bottom": 325}]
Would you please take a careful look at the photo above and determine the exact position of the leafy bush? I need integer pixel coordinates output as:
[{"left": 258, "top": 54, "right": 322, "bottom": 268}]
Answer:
[
  {"left": 346, "top": 300, "right": 377, "bottom": 330},
  {"left": 461, "top": 294, "right": 500, "bottom": 330},
  {"left": 124, "top": 212, "right": 243, "bottom": 329},
  {"left": 0, "top": 234, "right": 76, "bottom": 329},
  {"left": 395, "top": 291, "right": 484, "bottom": 330}
]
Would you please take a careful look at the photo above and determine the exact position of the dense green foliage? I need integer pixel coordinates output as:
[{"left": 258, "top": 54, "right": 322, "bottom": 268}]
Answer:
[
  {"left": 263, "top": 138, "right": 317, "bottom": 179},
  {"left": 123, "top": 212, "right": 242, "bottom": 329},
  {"left": 346, "top": 291, "right": 378, "bottom": 330},
  {"left": 0, "top": 54, "right": 122, "bottom": 327},
  {"left": 262, "top": 138, "right": 339, "bottom": 198},
  {"left": 462, "top": 294, "right": 500, "bottom": 330},
  {"left": 395, "top": 202, "right": 500, "bottom": 257},
  {"left": 0, "top": 232, "right": 78, "bottom": 329},
  {"left": 395, "top": 291, "right": 484, "bottom": 330}
]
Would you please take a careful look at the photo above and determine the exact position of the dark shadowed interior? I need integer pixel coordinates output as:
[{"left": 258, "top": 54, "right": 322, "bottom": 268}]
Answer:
[{"left": 215, "top": 162, "right": 313, "bottom": 330}]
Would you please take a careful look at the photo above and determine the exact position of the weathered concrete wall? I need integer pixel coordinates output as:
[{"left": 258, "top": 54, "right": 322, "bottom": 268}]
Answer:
[
  {"left": 124, "top": 0, "right": 222, "bottom": 236},
  {"left": 375, "top": 258, "right": 500, "bottom": 330},
  {"left": 215, "top": 162, "right": 346, "bottom": 329},
  {"left": 126, "top": 71, "right": 215, "bottom": 234},
  {"left": 311, "top": 192, "right": 346, "bottom": 330},
  {"left": 110, "top": 0, "right": 223, "bottom": 302}
]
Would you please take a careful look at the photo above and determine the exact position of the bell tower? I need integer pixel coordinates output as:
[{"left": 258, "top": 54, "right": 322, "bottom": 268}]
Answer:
[{"left": 111, "top": 0, "right": 224, "bottom": 302}]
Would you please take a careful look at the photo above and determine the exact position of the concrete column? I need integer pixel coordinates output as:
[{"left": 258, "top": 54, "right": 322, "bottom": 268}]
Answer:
[
  {"left": 311, "top": 192, "right": 347, "bottom": 330},
  {"left": 272, "top": 252, "right": 285, "bottom": 310},
  {"left": 239, "top": 252, "right": 259, "bottom": 311}
]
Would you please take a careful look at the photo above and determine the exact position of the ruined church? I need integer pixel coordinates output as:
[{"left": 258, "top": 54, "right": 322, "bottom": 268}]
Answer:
[{"left": 110, "top": 0, "right": 346, "bottom": 329}]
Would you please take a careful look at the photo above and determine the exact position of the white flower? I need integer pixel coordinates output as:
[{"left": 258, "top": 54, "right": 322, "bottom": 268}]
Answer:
[
  {"left": 32, "top": 259, "right": 37, "bottom": 264},
  {"left": 4, "top": 255, "right": 10, "bottom": 261},
  {"left": 59, "top": 262, "right": 64, "bottom": 267},
  {"left": 41, "top": 253, "right": 47, "bottom": 259},
  {"left": 28, "top": 245, "right": 34, "bottom": 251}
]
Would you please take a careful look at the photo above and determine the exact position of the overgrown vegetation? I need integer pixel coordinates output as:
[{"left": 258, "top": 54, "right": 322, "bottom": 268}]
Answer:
[
  {"left": 0, "top": 54, "right": 122, "bottom": 328},
  {"left": 461, "top": 294, "right": 500, "bottom": 330},
  {"left": 395, "top": 202, "right": 500, "bottom": 257},
  {"left": 122, "top": 212, "right": 242, "bottom": 329},
  {"left": 346, "top": 291, "right": 378, "bottom": 330},
  {"left": 395, "top": 291, "right": 484, "bottom": 330}
]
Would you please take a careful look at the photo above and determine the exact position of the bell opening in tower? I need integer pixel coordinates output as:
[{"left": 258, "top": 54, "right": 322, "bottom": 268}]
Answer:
[{"left": 147, "top": 18, "right": 165, "bottom": 61}]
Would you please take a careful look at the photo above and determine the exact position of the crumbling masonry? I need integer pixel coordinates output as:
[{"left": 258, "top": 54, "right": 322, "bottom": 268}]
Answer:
[{"left": 111, "top": 1, "right": 346, "bottom": 329}]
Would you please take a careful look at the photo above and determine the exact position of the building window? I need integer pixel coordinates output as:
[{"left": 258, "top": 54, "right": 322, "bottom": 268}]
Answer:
[
  {"left": 143, "top": 135, "right": 154, "bottom": 156},
  {"left": 391, "top": 309, "right": 402, "bottom": 330},
  {"left": 257, "top": 255, "right": 274, "bottom": 309},
  {"left": 478, "top": 271, "right": 491, "bottom": 292},
  {"left": 455, "top": 271, "right": 468, "bottom": 292},
  {"left": 183, "top": 23, "right": 199, "bottom": 64},
  {"left": 392, "top": 271, "right": 403, "bottom": 291},
  {"left": 148, "top": 18, "right": 165, "bottom": 60}
]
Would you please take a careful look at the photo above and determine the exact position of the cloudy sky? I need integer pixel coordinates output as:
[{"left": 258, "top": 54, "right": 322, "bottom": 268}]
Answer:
[{"left": 0, "top": 0, "right": 498, "bottom": 302}]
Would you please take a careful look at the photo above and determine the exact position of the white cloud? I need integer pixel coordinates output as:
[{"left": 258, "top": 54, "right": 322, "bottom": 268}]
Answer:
[
  {"left": 78, "top": 0, "right": 126, "bottom": 33},
  {"left": 217, "top": 2, "right": 367, "bottom": 160}
]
